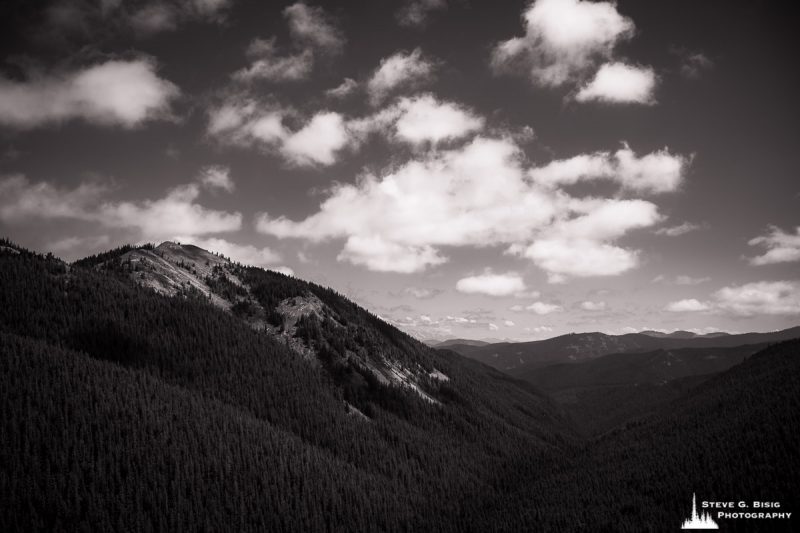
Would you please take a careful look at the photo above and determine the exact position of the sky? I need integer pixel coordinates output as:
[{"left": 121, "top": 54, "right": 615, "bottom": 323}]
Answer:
[{"left": 1, "top": 0, "right": 799, "bottom": 341}]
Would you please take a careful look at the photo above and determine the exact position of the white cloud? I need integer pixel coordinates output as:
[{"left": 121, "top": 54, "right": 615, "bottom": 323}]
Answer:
[
  {"left": 530, "top": 143, "right": 689, "bottom": 194},
  {"left": 283, "top": 2, "right": 344, "bottom": 53},
  {"left": 491, "top": 0, "right": 634, "bottom": 87},
  {"left": 456, "top": 272, "right": 526, "bottom": 296},
  {"left": 0, "top": 59, "right": 178, "bottom": 129},
  {"left": 679, "top": 51, "right": 713, "bottom": 79},
  {"left": 656, "top": 221, "right": 702, "bottom": 236},
  {"left": 396, "top": 0, "right": 447, "bottom": 28},
  {"left": 206, "top": 99, "right": 351, "bottom": 167},
  {"left": 575, "top": 62, "right": 656, "bottom": 104},
  {"left": 403, "top": 287, "right": 442, "bottom": 299},
  {"left": 580, "top": 300, "right": 606, "bottom": 311},
  {"left": 393, "top": 95, "right": 484, "bottom": 145},
  {"left": 366, "top": 48, "right": 436, "bottom": 105},
  {"left": 325, "top": 78, "right": 358, "bottom": 98},
  {"left": 503, "top": 319, "right": 515, "bottom": 327},
  {"left": 233, "top": 38, "right": 314, "bottom": 82},
  {"left": 232, "top": 3, "right": 342, "bottom": 83},
  {"left": 199, "top": 166, "right": 234, "bottom": 193},
  {"left": 748, "top": 226, "right": 800, "bottom": 265},
  {"left": 175, "top": 236, "right": 281, "bottom": 267},
  {"left": 0, "top": 174, "right": 242, "bottom": 241},
  {"left": 282, "top": 111, "right": 350, "bottom": 166},
  {"left": 337, "top": 235, "right": 446, "bottom": 273},
  {"left": 488, "top": 323, "right": 500, "bottom": 331},
  {"left": 665, "top": 298, "right": 712, "bottom": 312},
  {"left": 714, "top": 281, "right": 800, "bottom": 316},
  {"left": 524, "top": 302, "right": 562, "bottom": 315},
  {"left": 47, "top": 235, "right": 111, "bottom": 254},
  {"left": 257, "top": 136, "right": 686, "bottom": 276}
]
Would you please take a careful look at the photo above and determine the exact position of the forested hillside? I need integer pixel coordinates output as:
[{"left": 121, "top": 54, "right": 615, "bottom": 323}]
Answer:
[
  {"left": 1, "top": 238, "right": 798, "bottom": 532},
  {"left": 0, "top": 239, "right": 572, "bottom": 532}
]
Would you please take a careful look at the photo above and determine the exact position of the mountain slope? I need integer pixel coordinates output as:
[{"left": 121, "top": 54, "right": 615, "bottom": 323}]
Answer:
[
  {"left": 0, "top": 238, "right": 574, "bottom": 532},
  {"left": 473, "top": 339, "right": 800, "bottom": 532}
]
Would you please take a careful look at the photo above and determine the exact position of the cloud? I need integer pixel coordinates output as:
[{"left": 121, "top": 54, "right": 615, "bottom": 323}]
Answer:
[
  {"left": 396, "top": 0, "right": 447, "bottom": 28},
  {"left": 530, "top": 143, "right": 689, "bottom": 194},
  {"left": 456, "top": 272, "right": 526, "bottom": 296},
  {"left": 283, "top": 2, "right": 345, "bottom": 53},
  {"left": 491, "top": 0, "right": 634, "bottom": 88},
  {"left": 233, "top": 38, "right": 314, "bottom": 82},
  {"left": 748, "top": 226, "right": 800, "bottom": 265},
  {"left": 580, "top": 300, "right": 606, "bottom": 311},
  {"left": 678, "top": 51, "right": 713, "bottom": 79},
  {"left": 0, "top": 59, "right": 179, "bottom": 129},
  {"left": 337, "top": 235, "right": 446, "bottom": 273},
  {"left": 488, "top": 323, "right": 499, "bottom": 331},
  {"left": 392, "top": 95, "right": 484, "bottom": 145},
  {"left": 256, "top": 136, "right": 687, "bottom": 277},
  {"left": 47, "top": 235, "right": 111, "bottom": 254},
  {"left": 0, "top": 174, "right": 242, "bottom": 241},
  {"left": 655, "top": 221, "right": 702, "bottom": 236},
  {"left": 675, "top": 275, "right": 710, "bottom": 286},
  {"left": 325, "top": 78, "right": 358, "bottom": 98},
  {"left": 503, "top": 320, "right": 515, "bottom": 327},
  {"left": 232, "top": 3, "right": 342, "bottom": 83},
  {"left": 665, "top": 298, "right": 712, "bottom": 312},
  {"left": 715, "top": 281, "right": 800, "bottom": 316},
  {"left": 43, "top": 0, "right": 232, "bottom": 39},
  {"left": 198, "top": 166, "right": 234, "bottom": 193},
  {"left": 206, "top": 98, "right": 350, "bottom": 167},
  {"left": 524, "top": 302, "right": 563, "bottom": 315},
  {"left": 367, "top": 48, "right": 436, "bottom": 105},
  {"left": 575, "top": 62, "right": 656, "bottom": 104},
  {"left": 174, "top": 236, "right": 281, "bottom": 267},
  {"left": 281, "top": 112, "right": 350, "bottom": 166},
  {"left": 403, "top": 287, "right": 444, "bottom": 299}
]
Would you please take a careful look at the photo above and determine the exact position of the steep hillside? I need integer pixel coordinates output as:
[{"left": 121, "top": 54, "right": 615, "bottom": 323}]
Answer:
[
  {"left": 474, "top": 340, "right": 800, "bottom": 532},
  {"left": 0, "top": 238, "right": 574, "bottom": 532},
  {"left": 447, "top": 327, "right": 800, "bottom": 372}
]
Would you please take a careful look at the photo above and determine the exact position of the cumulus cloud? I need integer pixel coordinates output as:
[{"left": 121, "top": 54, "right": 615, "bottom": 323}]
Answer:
[
  {"left": 714, "top": 281, "right": 800, "bottom": 316},
  {"left": 0, "top": 174, "right": 242, "bottom": 241},
  {"left": 665, "top": 298, "right": 712, "bottom": 312},
  {"left": 402, "top": 287, "right": 443, "bottom": 299},
  {"left": 456, "top": 272, "right": 526, "bottom": 296},
  {"left": 665, "top": 281, "right": 800, "bottom": 316},
  {"left": 233, "top": 38, "right": 314, "bottom": 82},
  {"left": 748, "top": 226, "right": 800, "bottom": 265},
  {"left": 655, "top": 221, "right": 703, "bottom": 236},
  {"left": 349, "top": 94, "right": 483, "bottom": 147},
  {"left": 396, "top": 0, "right": 447, "bottom": 28},
  {"left": 284, "top": 2, "right": 344, "bottom": 52},
  {"left": 530, "top": 143, "right": 689, "bottom": 194},
  {"left": 206, "top": 98, "right": 351, "bottom": 167},
  {"left": 366, "top": 48, "right": 437, "bottom": 105},
  {"left": 232, "top": 3, "right": 342, "bottom": 83},
  {"left": 524, "top": 302, "right": 563, "bottom": 315},
  {"left": 491, "top": 0, "right": 634, "bottom": 88},
  {"left": 282, "top": 112, "right": 350, "bottom": 166},
  {"left": 580, "top": 300, "right": 606, "bottom": 311},
  {"left": 174, "top": 236, "right": 281, "bottom": 267},
  {"left": 325, "top": 78, "right": 358, "bottom": 98},
  {"left": 198, "top": 165, "right": 234, "bottom": 193},
  {"left": 257, "top": 136, "right": 687, "bottom": 277},
  {"left": 575, "top": 62, "right": 656, "bottom": 104},
  {"left": 0, "top": 59, "right": 178, "bottom": 129}
]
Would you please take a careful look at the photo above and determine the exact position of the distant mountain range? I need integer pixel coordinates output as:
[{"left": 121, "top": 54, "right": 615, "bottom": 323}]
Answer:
[
  {"left": 441, "top": 327, "right": 800, "bottom": 372},
  {"left": 2, "top": 237, "right": 799, "bottom": 532}
]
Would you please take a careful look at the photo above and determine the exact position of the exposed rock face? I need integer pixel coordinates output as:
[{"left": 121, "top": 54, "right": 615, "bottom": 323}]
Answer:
[{"left": 104, "top": 241, "right": 446, "bottom": 409}]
